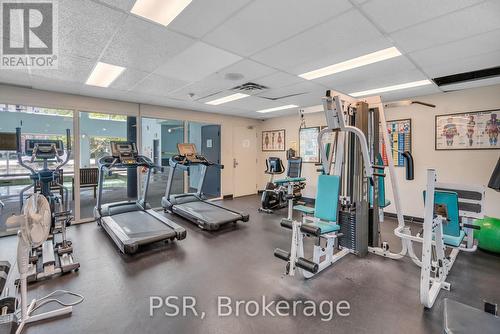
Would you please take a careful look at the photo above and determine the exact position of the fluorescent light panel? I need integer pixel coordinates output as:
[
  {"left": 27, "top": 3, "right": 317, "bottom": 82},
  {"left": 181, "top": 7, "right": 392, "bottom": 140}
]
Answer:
[
  {"left": 256, "top": 104, "right": 298, "bottom": 113},
  {"left": 131, "top": 0, "right": 192, "bottom": 27},
  {"left": 205, "top": 93, "right": 249, "bottom": 105},
  {"left": 85, "top": 62, "right": 126, "bottom": 87},
  {"left": 349, "top": 80, "right": 432, "bottom": 97},
  {"left": 299, "top": 47, "right": 402, "bottom": 80}
]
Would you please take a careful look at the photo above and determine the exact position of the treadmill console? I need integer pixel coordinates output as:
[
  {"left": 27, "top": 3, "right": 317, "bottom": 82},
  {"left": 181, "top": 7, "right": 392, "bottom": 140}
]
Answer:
[
  {"left": 110, "top": 141, "right": 138, "bottom": 165},
  {"left": 177, "top": 143, "right": 208, "bottom": 164}
]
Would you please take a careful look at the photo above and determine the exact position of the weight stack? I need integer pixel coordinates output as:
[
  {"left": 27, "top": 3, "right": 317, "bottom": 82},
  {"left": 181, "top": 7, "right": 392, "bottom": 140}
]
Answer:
[{"left": 339, "top": 210, "right": 357, "bottom": 251}]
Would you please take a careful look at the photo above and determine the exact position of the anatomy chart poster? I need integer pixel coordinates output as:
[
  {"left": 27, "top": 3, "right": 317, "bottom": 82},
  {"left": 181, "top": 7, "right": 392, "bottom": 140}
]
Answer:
[
  {"left": 262, "top": 129, "right": 285, "bottom": 151},
  {"left": 436, "top": 110, "right": 499, "bottom": 150}
]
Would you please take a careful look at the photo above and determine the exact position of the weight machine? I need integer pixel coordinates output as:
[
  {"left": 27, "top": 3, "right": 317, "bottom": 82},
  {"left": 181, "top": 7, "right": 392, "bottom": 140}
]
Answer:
[{"left": 275, "top": 90, "right": 482, "bottom": 308}]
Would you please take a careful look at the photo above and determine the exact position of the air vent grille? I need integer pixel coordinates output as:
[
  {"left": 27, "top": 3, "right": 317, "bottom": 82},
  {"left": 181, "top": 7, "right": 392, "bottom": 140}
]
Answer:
[
  {"left": 232, "top": 82, "right": 268, "bottom": 94},
  {"left": 433, "top": 66, "right": 500, "bottom": 87}
]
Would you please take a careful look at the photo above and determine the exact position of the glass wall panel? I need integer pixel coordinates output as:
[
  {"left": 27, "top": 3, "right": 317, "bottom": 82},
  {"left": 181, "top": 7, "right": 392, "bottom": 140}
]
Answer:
[
  {"left": 0, "top": 104, "right": 74, "bottom": 236},
  {"left": 141, "top": 118, "right": 185, "bottom": 208},
  {"left": 79, "top": 112, "right": 134, "bottom": 219}
]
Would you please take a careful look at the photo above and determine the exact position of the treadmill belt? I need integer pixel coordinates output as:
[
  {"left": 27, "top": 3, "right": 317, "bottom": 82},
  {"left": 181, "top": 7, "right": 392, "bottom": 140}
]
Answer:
[
  {"left": 111, "top": 211, "right": 175, "bottom": 238},
  {"left": 176, "top": 201, "right": 241, "bottom": 224}
]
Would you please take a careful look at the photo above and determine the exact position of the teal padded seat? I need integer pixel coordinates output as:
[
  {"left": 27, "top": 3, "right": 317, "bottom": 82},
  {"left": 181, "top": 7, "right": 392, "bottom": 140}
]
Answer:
[
  {"left": 442, "top": 230, "right": 466, "bottom": 247},
  {"left": 369, "top": 154, "right": 391, "bottom": 208},
  {"left": 424, "top": 190, "right": 464, "bottom": 247},
  {"left": 293, "top": 205, "right": 315, "bottom": 215}
]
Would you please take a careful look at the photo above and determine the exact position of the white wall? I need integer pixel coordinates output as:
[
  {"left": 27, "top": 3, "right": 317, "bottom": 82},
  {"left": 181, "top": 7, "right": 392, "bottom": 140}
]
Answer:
[
  {"left": 258, "top": 84, "right": 500, "bottom": 218},
  {"left": 384, "top": 85, "right": 500, "bottom": 219}
]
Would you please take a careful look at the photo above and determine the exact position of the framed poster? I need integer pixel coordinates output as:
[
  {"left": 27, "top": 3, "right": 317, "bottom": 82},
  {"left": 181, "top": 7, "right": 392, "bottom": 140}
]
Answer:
[
  {"left": 262, "top": 129, "right": 285, "bottom": 151},
  {"left": 299, "top": 127, "right": 320, "bottom": 163},
  {"left": 435, "top": 110, "right": 499, "bottom": 150},
  {"left": 380, "top": 119, "right": 412, "bottom": 167}
]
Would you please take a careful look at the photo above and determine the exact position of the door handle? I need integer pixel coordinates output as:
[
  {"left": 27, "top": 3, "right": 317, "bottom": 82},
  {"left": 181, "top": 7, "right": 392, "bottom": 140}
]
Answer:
[{"left": 233, "top": 158, "right": 239, "bottom": 168}]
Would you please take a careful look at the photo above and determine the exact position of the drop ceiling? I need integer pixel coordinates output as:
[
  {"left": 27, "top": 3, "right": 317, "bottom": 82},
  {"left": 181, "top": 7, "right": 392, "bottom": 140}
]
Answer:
[{"left": 1, "top": 0, "right": 499, "bottom": 119}]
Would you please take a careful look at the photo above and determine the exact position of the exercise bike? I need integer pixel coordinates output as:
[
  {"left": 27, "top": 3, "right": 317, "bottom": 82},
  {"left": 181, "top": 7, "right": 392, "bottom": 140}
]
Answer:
[
  {"left": 259, "top": 157, "right": 305, "bottom": 214},
  {"left": 7, "top": 128, "right": 79, "bottom": 283}
]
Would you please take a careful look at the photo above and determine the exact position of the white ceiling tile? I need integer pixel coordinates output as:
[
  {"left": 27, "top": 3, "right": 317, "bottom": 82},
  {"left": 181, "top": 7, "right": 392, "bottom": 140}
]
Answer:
[
  {"left": 251, "top": 10, "right": 388, "bottom": 73},
  {"left": 154, "top": 42, "right": 242, "bottom": 82},
  {"left": 409, "top": 29, "right": 500, "bottom": 76},
  {"left": 132, "top": 74, "right": 190, "bottom": 96},
  {"left": 256, "top": 81, "right": 325, "bottom": 101},
  {"left": 100, "top": 15, "right": 195, "bottom": 72},
  {"left": 0, "top": 69, "right": 31, "bottom": 87},
  {"left": 30, "top": 55, "right": 95, "bottom": 83},
  {"left": 95, "top": 0, "right": 136, "bottom": 11},
  {"left": 168, "top": 0, "right": 252, "bottom": 38},
  {"left": 59, "top": 0, "right": 127, "bottom": 60},
  {"left": 110, "top": 68, "right": 150, "bottom": 90},
  {"left": 168, "top": 59, "right": 275, "bottom": 101},
  {"left": 418, "top": 49, "right": 500, "bottom": 78},
  {"left": 203, "top": 0, "right": 352, "bottom": 56},
  {"left": 215, "top": 59, "right": 275, "bottom": 82},
  {"left": 390, "top": 1, "right": 500, "bottom": 53},
  {"left": 314, "top": 56, "right": 420, "bottom": 90},
  {"left": 381, "top": 85, "right": 441, "bottom": 102},
  {"left": 361, "top": 0, "right": 484, "bottom": 33},
  {"left": 255, "top": 71, "right": 306, "bottom": 89}
]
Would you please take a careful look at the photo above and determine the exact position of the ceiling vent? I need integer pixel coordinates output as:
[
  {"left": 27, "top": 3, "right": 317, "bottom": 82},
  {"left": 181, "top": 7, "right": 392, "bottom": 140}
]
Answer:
[
  {"left": 432, "top": 66, "right": 500, "bottom": 90},
  {"left": 231, "top": 82, "right": 269, "bottom": 94}
]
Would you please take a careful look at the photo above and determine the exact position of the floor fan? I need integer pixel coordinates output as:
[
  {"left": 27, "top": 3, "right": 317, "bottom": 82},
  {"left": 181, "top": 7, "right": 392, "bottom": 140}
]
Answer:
[{"left": 8, "top": 194, "right": 81, "bottom": 334}]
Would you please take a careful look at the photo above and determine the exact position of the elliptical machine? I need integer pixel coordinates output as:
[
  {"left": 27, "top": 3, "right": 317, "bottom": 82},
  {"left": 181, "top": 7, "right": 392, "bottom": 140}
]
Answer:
[
  {"left": 259, "top": 156, "right": 305, "bottom": 214},
  {"left": 7, "top": 128, "right": 79, "bottom": 283}
]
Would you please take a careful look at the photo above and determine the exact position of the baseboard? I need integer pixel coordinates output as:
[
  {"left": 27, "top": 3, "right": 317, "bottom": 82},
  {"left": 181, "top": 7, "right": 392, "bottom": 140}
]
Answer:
[{"left": 223, "top": 194, "right": 234, "bottom": 200}]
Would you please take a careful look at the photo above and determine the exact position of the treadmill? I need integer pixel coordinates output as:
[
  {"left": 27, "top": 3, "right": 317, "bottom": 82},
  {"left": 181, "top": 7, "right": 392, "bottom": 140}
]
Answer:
[
  {"left": 161, "top": 143, "right": 249, "bottom": 230},
  {"left": 94, "top": 141, "right": 186, "bottom": 254}
]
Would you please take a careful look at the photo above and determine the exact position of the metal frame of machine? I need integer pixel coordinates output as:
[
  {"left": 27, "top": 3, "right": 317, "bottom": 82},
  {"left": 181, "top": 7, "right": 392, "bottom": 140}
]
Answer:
[
  {"left": 162, "top": 143, "right": 249, "bottom": 231},
  {"left": 275, "top": 90, "right": 483, "bottom": 309},
  {"left": 10, "top": 128, "right": 79, "bottom": 283},
  {"left": 94, "top": 141, "right": 186, "bottom": 254}
]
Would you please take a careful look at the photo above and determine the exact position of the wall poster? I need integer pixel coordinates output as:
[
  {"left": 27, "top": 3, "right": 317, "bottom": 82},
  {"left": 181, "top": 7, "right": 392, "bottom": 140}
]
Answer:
[
  {"left": 380, "top": 119, "right": 412, "bottom": 166},
  {"left": 262, "top": 129, "right": 285, "bottom": 151},
  {"left": 436, "top": 110, "right": 499, "bottom": 150},
  {"left": 299, "top": 127, "right": 320, "bottom": 163}
]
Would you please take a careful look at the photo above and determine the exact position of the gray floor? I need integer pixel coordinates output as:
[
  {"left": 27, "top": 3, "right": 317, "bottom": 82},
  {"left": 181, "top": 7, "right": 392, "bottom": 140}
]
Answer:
[{"left": 0, "top": 195, "right": 499, "bottom": 334}]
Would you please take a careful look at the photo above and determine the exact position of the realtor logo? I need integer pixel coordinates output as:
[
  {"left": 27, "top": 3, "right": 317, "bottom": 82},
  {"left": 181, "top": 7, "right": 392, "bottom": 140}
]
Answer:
[{"left": 1, "top": 0, "right": 58, "bottom": 68}]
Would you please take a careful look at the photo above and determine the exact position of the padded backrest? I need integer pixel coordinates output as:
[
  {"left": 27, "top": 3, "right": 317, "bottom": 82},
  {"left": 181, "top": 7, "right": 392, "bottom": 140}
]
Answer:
[
  {"left": 369, "top": 154, "right": 388, "bottom": 208},
  {"left": 287, "top": 158, "right": 302, "bottom": 178},
  {"left": 423, "top": 190, "right": 460, "bottom": 237},
  {"left": 314, "top": 174, "right": 340, "bottom": 222}
]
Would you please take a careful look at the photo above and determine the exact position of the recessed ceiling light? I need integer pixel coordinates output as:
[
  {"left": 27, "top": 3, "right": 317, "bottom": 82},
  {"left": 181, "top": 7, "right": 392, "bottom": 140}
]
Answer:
[
  {"left": 256, "top": 104, "right": 298, "bottom": 113},
  {"left": 131, "top": 0, "right": 192, "bottom": 27},
  {"left": 349, "top": 80, "right": 432, "bottom": 97},
  {"left": 205, "top": 93, "right": 249, "bottom": 105},
  {"left": 85, "top": 62, "right": 126, "bottom": 87},
  {"left": 299, "top": 47, "right": 402, "bottom": 80}
]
